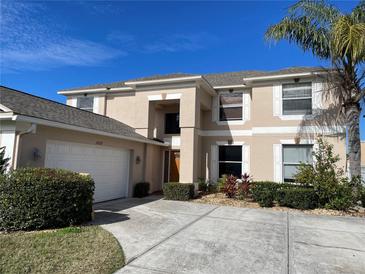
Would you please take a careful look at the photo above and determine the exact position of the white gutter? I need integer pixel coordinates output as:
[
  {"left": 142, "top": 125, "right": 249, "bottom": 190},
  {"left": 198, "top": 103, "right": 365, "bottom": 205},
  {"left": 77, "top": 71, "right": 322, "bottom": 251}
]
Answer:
[
  {"left": 0, "top": 112, "right": 15, "bottom": 119},
  {"left": 124, "top": 76, "right": 202, "bottom": 86},
  {"left": 10, "top": 115, "right": 167, "bottom": 147},
  {"left": 57, "top": 86, "right": 133, "bottom": 95},
  {"left": 243, "top": 71, "right": 326, "bottom": 82}
]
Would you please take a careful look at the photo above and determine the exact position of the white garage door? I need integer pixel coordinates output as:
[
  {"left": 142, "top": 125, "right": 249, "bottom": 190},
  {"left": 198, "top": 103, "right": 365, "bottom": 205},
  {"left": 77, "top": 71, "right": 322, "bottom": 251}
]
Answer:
[{"left": 45, "top": 140, "right": 130, "bottom": 202}]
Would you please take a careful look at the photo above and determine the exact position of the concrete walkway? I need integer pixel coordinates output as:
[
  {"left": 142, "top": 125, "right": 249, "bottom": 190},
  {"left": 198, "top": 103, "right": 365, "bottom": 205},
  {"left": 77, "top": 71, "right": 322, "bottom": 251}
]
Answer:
[{"left": 93, "top": 197, "right": 365, "bottom": 274}]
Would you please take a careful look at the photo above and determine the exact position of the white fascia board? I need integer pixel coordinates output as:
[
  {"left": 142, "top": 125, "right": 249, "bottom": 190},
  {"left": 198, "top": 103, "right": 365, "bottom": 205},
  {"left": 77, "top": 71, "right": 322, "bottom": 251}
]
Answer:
[
  {"left": 58, "top": 86, "right": 133, "bottom": 95},
  {"left": 12, "top": 115, "right": 168, "bottom": 147},
  {"left": 0, "top": 112, "right": 15, "bottom": 120},
  {"left": 0, "top": 104, "right": 12, "bottom": 112},
  {"left": 243, "top": 71, "right": 326, "bottom": 82},
  {"left": 58, "top": 88, "right": 107, "bottom": 95},
  {"left": 125, "top": 76, "right": 202, "bottom": 86},
  {"left": 213, "top": 84, "right": 246, "bottom": 89}
]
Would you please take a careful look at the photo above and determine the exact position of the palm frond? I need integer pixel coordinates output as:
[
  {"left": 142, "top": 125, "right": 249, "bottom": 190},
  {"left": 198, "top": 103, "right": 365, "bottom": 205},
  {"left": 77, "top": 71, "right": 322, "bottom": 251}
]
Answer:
[
  {"left": 289, "top": 0, "right": 340, "bottom": 25},
  {"left": 265, "top": 16, "right": 331, "bottom": 59},
  {"left": 351, "top": 0, "right": 365, "bottom": 23},
  {"left": 332, "top": 15, "right": 365, "bottom": 64}
]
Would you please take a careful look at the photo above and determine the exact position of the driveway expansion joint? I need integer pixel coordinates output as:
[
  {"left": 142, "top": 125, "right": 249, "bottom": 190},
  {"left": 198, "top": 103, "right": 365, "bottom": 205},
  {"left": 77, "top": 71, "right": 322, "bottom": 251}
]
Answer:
[{"left": 125, "top": 206, "right": 219, "bottom": 265}]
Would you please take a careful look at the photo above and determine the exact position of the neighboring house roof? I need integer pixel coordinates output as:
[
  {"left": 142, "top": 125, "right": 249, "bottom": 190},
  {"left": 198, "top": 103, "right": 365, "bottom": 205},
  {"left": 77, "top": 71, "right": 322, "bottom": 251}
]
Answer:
[
  {"left": 60, "top": 66, "right": 325, "bottom": 92},
  {"left": 0, "top": 86, "right": 162, "bottom": 145}
]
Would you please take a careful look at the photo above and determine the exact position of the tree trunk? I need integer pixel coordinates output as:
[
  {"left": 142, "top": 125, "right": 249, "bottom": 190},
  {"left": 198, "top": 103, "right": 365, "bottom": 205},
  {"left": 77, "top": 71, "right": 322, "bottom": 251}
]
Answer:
[{"left": 345, "top": 103, "right": 361, "bottom": 180}]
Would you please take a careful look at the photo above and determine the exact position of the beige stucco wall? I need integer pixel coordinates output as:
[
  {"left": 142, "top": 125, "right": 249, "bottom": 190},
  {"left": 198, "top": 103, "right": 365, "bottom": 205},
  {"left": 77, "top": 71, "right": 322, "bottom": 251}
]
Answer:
[
  {"left": 62, "top": 77, "right": 345, "bottom": 184},
  {"left": 17, "top": 125, "right": 163, "bottom": 195},
  {"left": 200, "top": 134, "right": 346, "bottom": 182},
  {"left": 361, "top": 142, "right": 365, "bottom": 166}
]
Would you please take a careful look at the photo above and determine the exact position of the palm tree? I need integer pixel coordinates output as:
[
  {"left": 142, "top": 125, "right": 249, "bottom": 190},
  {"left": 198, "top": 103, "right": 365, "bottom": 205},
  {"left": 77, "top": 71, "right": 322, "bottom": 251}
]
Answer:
[{"left": 265, "top": 0, "right": 365, "bottom": 179}]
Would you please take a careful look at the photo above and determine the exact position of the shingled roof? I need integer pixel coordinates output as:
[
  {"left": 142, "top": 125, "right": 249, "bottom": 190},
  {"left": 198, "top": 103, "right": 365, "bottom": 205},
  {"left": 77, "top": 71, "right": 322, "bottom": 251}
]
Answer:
[
  {"left": 60, "top": 66, "right": 325, "bottom": 91},
  {"left": 0, "top": 86, "right": 162, "bottom": 145}
]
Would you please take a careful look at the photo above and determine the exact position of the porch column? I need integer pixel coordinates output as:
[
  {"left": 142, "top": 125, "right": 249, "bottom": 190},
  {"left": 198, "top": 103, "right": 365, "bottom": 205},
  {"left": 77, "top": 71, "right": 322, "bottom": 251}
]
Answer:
[{"left": 179, "top": 87, "right": 200, "bottom": 183}]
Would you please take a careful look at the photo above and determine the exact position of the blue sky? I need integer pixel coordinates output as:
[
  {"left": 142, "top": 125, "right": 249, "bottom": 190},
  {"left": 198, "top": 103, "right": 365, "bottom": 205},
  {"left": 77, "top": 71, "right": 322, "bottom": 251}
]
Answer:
[{"left": 1, "top": 0, "right": 364, "bottom": 138}]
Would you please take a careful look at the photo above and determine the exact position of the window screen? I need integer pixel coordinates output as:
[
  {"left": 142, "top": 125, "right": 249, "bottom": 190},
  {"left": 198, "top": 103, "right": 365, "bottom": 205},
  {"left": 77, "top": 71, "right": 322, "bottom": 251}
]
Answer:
[
  {"left": 282, "top": 82, "right": 312, "bottom": 115},
  {"left": 219, "top": 92, "right": 243, "bottom": 121},
  {"left": 283, "top": 145, "right": 313, "bottom": 182},
  {"left": 77, "top": 97, "right": 94, "bottom": 112}
]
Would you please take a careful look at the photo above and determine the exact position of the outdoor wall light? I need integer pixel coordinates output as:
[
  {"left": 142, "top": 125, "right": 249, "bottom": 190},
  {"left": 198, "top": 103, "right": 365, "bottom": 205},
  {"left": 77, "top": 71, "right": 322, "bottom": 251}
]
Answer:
[{"left": 136, "top": 156, "right": 141, "bottom": 164}]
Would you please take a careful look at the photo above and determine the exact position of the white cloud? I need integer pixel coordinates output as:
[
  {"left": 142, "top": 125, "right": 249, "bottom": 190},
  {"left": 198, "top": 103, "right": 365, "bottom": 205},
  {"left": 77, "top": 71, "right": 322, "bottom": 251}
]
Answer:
[{"left": 0, "top": 1, "right": 123, "bottom": 72}]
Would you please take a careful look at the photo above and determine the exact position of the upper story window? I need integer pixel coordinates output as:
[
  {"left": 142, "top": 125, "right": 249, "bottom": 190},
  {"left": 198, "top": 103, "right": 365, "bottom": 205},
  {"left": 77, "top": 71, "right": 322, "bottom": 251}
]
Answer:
[
  {"left": 219, "top": 92, "right": 243, "bottom": 121},
  {"left": 282, "top": 82, "right": 312, "bottom": 115},
  {"left": 165, "top": 113, "right": 180, "bottom": 134},
  {"left": 282, "top": 144, "right": 313, "bottom": 182},
  {"left": 77, "top": 97, "right": 93, "bottom": 112}
]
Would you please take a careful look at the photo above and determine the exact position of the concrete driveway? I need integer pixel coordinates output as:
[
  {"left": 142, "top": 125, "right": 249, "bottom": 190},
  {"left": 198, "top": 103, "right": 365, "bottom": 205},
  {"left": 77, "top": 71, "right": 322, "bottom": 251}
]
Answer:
[{"left": 93, "top": 197, "right": 365, "bottom": 274}]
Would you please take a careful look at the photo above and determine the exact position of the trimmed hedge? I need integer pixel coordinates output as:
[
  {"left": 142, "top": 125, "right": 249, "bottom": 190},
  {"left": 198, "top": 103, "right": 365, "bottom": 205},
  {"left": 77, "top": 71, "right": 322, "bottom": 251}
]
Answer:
[
  {"left": 277, "top": 187, "right": 317, "bottom": 209},
  {"left": 0, "top": 168, "right": 94, "bottom": 231},
  {"left": 133, "top": 182, "right": 150, "bottom": 198},
  {"left": 251, "top": 181, "right": 278, "bottom": 207},
  {"left": 163, "top": 182, "right": 194, "bottom": 201}
]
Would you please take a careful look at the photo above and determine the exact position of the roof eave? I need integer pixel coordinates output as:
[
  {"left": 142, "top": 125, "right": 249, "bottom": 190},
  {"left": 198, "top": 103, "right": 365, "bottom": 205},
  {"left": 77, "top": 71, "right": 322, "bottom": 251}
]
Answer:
[
  {"left": 124, "top": 75, "right": 202, "bottom": 87},
  {"left": 57, "top": 86, "right": 133, "bottom": 95},
  {"left": 10, "top": 114, "right": 167, "bottom": 146},
  {"left": 243, "top": 71, "right": 327, "bottom": 83}
]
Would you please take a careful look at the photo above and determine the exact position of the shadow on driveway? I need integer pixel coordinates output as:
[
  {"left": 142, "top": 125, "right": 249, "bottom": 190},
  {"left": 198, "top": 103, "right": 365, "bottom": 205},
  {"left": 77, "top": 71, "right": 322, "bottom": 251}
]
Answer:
[{"left": 91, "top": 195, "right": 163, "bottom": 225}]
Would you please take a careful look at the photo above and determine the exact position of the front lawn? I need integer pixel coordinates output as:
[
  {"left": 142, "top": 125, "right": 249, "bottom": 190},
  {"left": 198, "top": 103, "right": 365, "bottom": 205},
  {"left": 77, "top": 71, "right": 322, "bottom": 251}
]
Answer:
[{"left": 0, "top": 226, "right": 124, "bottom": 274}]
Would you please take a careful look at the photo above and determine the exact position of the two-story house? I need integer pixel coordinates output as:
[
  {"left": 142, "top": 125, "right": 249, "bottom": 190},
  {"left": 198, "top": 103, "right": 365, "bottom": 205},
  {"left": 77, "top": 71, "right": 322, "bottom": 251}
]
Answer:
[{"left": 0, "top": 67, "right": 346, "bottom": 202}]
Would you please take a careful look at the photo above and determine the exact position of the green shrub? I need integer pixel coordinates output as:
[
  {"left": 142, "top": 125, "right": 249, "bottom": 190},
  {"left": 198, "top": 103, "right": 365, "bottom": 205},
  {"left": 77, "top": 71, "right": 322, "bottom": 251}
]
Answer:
[
  {"left": 162, "top": 182, "right": 194, "bottom": 201},
  {"left": 0, "top": 168, "right": 94, "bottom": 231},
  {"left": 196, "top": 178, "right": 207, "bottom": 192},
  {"left": 325, "top": 183, "right": 354, "bottom": 211},
  {"left": 277, "top": 187, "right": 318, "bottom": 209},
  {"left": 133, "top": 182, "right": 150, "bottom": 198},
  {"left": 216, "top": 175, "right": 227, "bottom": 192},
  {"left": 251, "top": 182, "right": 278, "bottom": 207},
  {"left": 294, "top": 138, "right": 356, "bottom": 209},
  {"left": 361, "top": 188, "right": 365, "bottom": 208}
]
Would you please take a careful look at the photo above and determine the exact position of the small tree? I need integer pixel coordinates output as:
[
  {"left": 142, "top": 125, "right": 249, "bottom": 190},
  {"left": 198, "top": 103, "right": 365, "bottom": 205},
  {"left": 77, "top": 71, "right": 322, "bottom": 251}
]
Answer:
[
  {"left": 294, "top": 138, "right": 356, "bottom": 209},
  {"left": 0, "top": 147, "right": 10, "bottom": 175}
]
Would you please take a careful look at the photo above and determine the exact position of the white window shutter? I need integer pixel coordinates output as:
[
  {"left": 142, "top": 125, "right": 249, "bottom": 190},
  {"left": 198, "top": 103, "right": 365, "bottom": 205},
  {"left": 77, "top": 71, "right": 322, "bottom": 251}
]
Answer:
[
  {"left": 212, "top": 95, "right": 218, "bottom": 122},
  {"left": 210, "top": 145, "right": 219, "bottom": 182},
  {"left": 273, "top": 84, "right": 282, "bottom": 116},
  {"left": 93, "top": 96, "right": 100, "bottom": 114},
  {"left": 273, "top": 144, "right": 282, "bottom": 182},
  {"left": 242, "top": 145, "right": 250, "bottom": 174},
  {"left": 243, "top": 92, "right": 250, "bottom": 121},
  {"left": 312, "top": 81, "right": 323, "bottom": 114}
]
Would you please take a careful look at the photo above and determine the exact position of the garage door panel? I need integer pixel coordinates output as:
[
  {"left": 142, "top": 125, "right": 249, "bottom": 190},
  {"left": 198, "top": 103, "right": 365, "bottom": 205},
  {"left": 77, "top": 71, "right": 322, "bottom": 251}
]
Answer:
[{"left": 45, "top": 140, "right": 130, "bottom": 202}]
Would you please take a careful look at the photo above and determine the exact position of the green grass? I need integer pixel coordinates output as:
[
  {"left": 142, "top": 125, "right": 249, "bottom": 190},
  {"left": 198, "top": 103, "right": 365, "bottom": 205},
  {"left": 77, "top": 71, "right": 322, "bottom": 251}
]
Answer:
[{"left": 0, "top": 226, "right": 125, "bottom": 274}]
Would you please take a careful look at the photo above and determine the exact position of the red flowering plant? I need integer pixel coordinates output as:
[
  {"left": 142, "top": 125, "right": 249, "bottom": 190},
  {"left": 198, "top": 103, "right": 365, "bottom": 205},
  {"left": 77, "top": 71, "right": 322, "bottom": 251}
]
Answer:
[{"left": 223, "top": 175, "right": 238, "bottom": 198}]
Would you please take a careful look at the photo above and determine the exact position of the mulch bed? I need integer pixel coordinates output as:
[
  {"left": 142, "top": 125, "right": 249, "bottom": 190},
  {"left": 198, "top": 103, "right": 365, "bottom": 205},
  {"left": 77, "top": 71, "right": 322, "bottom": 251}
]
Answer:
[{"left": 192, "top": 192, "right": 365, "bottom": 218}]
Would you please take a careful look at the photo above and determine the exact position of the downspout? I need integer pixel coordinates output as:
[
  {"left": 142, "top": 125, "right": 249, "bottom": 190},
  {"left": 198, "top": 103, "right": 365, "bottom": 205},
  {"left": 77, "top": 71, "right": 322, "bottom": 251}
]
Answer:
[{"left": 13, "top": 123, "right": 37, "bottom": 169}]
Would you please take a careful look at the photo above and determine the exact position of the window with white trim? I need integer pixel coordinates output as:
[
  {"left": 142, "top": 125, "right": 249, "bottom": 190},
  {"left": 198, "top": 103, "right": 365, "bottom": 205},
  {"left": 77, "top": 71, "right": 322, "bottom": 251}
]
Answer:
[
  {"left": 282, "top": 82, "right": 312, "bottom": 115},
  {"left": 282, "top": 145, "right": 313, "bottom": 182},
  {"left": 218, "top": 145, "right": 242, "bottom": 177},
  {"left": 219, "top": 92, "right": 243, "bottom": 121},
  {"left": 77, "top": 97, "right": 94, "bottom": 112}
]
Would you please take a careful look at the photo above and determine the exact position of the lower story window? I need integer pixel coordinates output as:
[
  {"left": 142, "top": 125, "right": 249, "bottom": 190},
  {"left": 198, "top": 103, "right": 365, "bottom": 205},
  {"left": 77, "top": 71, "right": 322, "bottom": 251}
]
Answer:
[
  {"left": 218, "top": 145, "right": 242, "bottom": 177},
  {"left": 283, "top": 145, "right": 313, "bottom": 182}
]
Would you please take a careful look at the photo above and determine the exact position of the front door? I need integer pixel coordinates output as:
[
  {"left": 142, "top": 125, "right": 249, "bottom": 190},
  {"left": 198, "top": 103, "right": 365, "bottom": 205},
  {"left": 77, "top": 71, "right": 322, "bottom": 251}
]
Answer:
[{"left": 170, "top": 151, "right": 180, "bottom": 182}]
